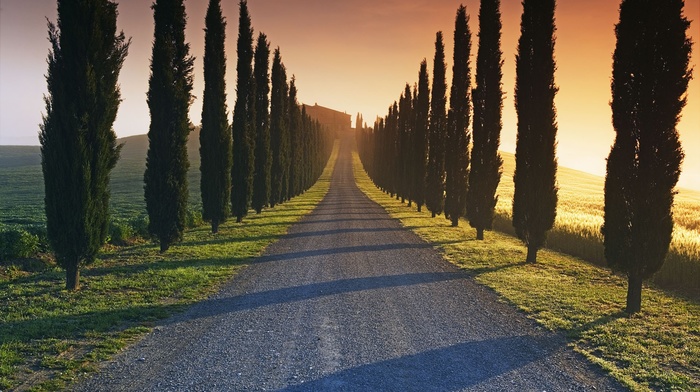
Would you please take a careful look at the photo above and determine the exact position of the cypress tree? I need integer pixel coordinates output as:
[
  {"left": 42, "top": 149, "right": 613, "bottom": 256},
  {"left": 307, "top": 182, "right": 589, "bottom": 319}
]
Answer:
[
  {"left": 445, "top": 5, "right": 472, "bottom": 227},
  {"left": 386, "top": 102, "right": 400, "bottom": 199},
  {"left": 40, "top": 0, "right": 129, "bottom": 290},
  {"left": 252, "top": 33, "right": 271, "bottom": 214},
  {"left": 200, "top": 0, "right": 231, "bottom": 234},
  {"left": 467, "top": 0, "right": 504, "bottom": 240},
  {"left": 603, "top": 0, "right": 691, "bottom": 314},
  {"left": 270, "top": 48, "right": 289, "bottom": 207},
  {"left": 412, "top": 60, "right": 431, "bottom": 213},
  {"left": 513, "top": 0, "right": 558, "bottom": 263},
  {"left": 398, "top": 84, "right": 413, "bottom": 204},
  {"left": 287, "top": 77, "right": 302, "bottom": 200},
  {"left": 426, "top": 32, "right": 448, "bottom": 218},
  {"left": 231, "top": 0, "right": 254, "bottom": 223},
  {"left": 144, "top": 0, "right": 194, "bottom": 253}
]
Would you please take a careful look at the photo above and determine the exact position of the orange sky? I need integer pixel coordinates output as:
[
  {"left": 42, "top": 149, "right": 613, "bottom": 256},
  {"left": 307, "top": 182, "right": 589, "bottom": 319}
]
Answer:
[{"left": 0, "top": 0, "right": 698, "bottom": 189}]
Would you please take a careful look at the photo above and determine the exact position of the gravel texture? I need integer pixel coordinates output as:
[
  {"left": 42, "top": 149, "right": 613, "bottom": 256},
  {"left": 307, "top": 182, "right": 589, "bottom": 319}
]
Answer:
[{"left": 76, "top": 136, "right": 623, "bottom": 391}]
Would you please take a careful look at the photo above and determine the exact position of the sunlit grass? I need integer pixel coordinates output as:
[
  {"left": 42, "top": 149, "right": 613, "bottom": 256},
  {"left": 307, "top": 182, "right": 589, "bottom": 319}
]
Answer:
[
  {"left": 494, "top": 152, "right": 700, "bottom": 295},
  {"left": 0, "top": 142, "right": 338, "bottom": 391},
  {"left": 353, "top": 150, "right": 700, "bottom": 392}
]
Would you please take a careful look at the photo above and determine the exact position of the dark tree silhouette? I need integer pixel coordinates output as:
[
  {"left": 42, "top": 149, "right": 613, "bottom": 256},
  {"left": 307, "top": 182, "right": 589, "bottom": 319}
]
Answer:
[
  {"left": 270, "top": 48, "right": 289, "bottom": 208},
  {"left": 200, "top": 0, "right": 231, "bottom": 234},
  {"left": 603, "top": 0, "right": 691, "bottom": 314},
  {"left": 426, "top": 32, "right": 448, "bottom": 218},
  {"left": 445, "top": 5, "right": 472, "bottom": 227},
  {"left": 512, "top": 0, "right": 558, "bottom": 263},
  {"left": 40, "top": 0, "right": 129, "bottom": 290},
  {"left": 398, "top": 84, "right": 413, "bottom": 204},
  {"left": 287, "top": 77, "right": 302, "bottom": 200},
  {"left": 252, "top": 33, "right": 271, "bottom": 214},
  {"left": 231, "top": 0, "right": 254, "bottom": 223},
  {"left": 411, "top": 60, "right": 431, "bottom": 212},
  {"left": 467, "top": 0, "right": 504, "bottom": 240},
  {"left": 144, "top": 0, "right": 194, "bottom": 253}
]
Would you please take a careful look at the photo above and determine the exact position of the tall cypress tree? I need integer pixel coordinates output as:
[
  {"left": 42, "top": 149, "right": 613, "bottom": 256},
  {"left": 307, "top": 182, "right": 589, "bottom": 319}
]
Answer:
[
  {"left": 270, "top": 48, "right": 289, "bottom": 208},
  {"left": 40, "top": 0, "right": 129, "bottom": 290},
  {"left": 287, "top": 77, "right": 302, "bottom": 200},
  {"left": 144, "top": 0, "right": 194, "bottom": 253},
  {"left": 231, "top": 0, "right": 255, "bottom": 223},
  {"left": 252, "top": 33, "right": 271, "bottom": 214},
  {"left": 412, "top": 60, "right": 431, "bottom": 213},
  {"left": 513, "top": 0, "right": 558, "bottom": 263},
  {"left": 467, "top": 0, "right": 504, "bottom": 240},
  {"left": 445, "top": 5, "right": 472, "bottom": 227},
  {"left": 200, "top": 0, "right": 231, "bottom": 234},
  {"left": 426, "top": 32, "right": 448, "bottom": 218},
  {"left": 398, "top": 84, "right": 413, "bottom": 204},
  {"left": 604, "top": 0, "right": 691, "bottom": 314}
]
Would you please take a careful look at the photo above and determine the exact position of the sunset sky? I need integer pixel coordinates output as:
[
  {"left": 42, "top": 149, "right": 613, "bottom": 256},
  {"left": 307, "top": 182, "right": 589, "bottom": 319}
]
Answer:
[{"left": 0, "top": 0, "right": 698, "bottom": 189}]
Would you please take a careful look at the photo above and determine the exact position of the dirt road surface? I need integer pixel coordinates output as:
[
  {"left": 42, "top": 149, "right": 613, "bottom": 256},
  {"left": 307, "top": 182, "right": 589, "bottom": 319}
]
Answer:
[{"left": 76, "top": 135, "right": 622, "bottom": 391}]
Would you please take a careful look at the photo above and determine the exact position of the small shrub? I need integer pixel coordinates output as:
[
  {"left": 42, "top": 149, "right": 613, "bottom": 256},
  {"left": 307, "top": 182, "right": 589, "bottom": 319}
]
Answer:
[
  {"left": 128, "top": 215, "right": 151, "bottom": 239},
  {"left": 185, "top": 208, "right": 204, "bottom": 229},
  {"left": 108, "top": 219, "right": 135, "bottom": 246},
  {"left": 25, "top": 224, "right": 49, "bottom": 252},
  {"left": 0, "top": 228, "right": 39, "bottom": 261}
]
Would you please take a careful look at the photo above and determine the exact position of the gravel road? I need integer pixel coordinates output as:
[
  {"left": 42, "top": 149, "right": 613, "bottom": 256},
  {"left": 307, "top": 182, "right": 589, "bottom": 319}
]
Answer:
[{"left": 76, "top": 135, "right": 623, "bottom": 391}]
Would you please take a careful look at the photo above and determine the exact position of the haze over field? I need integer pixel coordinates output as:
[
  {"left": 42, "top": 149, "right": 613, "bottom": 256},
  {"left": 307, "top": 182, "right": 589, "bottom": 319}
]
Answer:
[{"left": 0, "top": 0, "right": 698, "bottom": 188}]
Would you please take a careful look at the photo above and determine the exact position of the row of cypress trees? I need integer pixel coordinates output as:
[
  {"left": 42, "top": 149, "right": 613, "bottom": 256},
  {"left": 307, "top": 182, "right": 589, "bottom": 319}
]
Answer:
[
  {"left": 357, "top": 2, "right": 504, "bottom": 237},
  {"left": 149, "top": 0, "right": 333, "bottom": 250},
  {"left": 357, "top": 0, "right": 692, "bottom": 313},
  {"left": 40, "top": 0, "right": 332, "bottom": 289},
  {"left": 229, "top": 1, "right": 333, "bottom": 226}
]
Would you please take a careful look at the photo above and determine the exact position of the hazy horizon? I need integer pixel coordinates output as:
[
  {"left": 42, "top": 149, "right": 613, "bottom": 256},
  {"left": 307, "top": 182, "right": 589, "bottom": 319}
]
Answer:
[{"left": 1, "top": 0, "right": 698, "bottom": 189}]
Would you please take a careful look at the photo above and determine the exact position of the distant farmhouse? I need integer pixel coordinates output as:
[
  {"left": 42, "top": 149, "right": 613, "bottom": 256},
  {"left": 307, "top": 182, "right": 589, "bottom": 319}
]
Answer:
[{"left": 303, "top": 103, "right": 352, "bottom": 136}]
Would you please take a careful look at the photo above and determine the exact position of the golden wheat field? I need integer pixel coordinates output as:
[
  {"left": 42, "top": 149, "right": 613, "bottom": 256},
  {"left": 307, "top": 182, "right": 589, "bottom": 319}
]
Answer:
[{"left": 494, "top": 152, "right": 700, "bottom": 295}]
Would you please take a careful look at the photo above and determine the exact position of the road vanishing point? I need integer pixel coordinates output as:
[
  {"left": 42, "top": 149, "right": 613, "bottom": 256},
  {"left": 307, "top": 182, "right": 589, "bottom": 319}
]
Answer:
[{"left": 77, "top": 135, "right": 623, "bottom": 391}]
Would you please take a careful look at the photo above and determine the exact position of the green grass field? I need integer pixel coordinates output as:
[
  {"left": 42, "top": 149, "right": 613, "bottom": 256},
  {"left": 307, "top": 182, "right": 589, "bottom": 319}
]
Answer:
[
  {"left": 353, "top": 150, "right": 700, "bottom": 392},
  {"left": 0, "top": 130, "right": 202, "bottom": 228},
  {"left": 0, "top": 140, "right": 338, "bottom": 391}
]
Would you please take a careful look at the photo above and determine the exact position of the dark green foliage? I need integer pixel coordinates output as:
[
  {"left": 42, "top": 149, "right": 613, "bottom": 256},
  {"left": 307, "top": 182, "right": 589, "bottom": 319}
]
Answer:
[
  {"left": 603, "top": 0, "right": 691, "bottom": 314},
  {"left": 0, "top": 228, "right": 39, "bottom": 260},
  {"left": 200, "top": 0, "right": 231, "bottom": 234},
  {"left": 426, "top": 32, "right": 448, "bottom": 218},
  {"left": 445, "top": 5, "right": 472, "bottom": 227},
  {"left": 252, "top": 33, "right": 271, "bottom": 214},
  {"left": 411, "top": 60, "right": 431, "bottom": 212},
  {"left": 397, "top": 84, "right": 413, "bottom": 204},
  {"left": 287, "top": 77, "right": 302, "bottom": 200},
  {"left": 512, "top": 0, "right": 558, "bottom": 263},
  {"left": 144, "top": 0, "right": 194, "bottom": 253},
  {"left": 467, "top": 0, "right": 504, "bottom": 240},
  {"left": 40, "top": 0, "right": 129, "bottom": 289},
  {"left": 231, "top": 0, "right": 255, "bottom": 223},
  {"left": 270, "top": 48, "right": 290, "bottom": 208}
]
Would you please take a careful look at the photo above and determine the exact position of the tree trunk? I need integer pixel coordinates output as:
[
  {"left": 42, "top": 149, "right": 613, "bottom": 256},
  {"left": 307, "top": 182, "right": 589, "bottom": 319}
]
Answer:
[
  {"left": 476, "top": 228, "right": 484, "bottom": 240},
  {"left": 431, "top": 212, "right": 436, "bottom": 218},
  {"left": 65, "top": 262, "right": 80, "bottom": 291},
  {"left": 160, "top": 239, "right": 170, "bottom": 253},
  {"left": 526, "top": 244, "right": 538, "bottom": 263},
  {"left": 417, "top": 204, "right": 422, "bottom": 213},
  {"left": 451, "top": 217, "right": 459, "bottom": 227},
  {"left": 236, "top": 216, "right": 242, "bottom": 223},
  {"left": 212, "top": 219, "right": 219, "bottom": 234},
  {"left": 626, "top": 272, "right": 643, "bottom": 314}
]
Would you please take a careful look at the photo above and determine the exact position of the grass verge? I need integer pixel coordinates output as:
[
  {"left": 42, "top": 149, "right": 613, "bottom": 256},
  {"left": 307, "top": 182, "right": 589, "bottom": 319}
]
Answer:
[
  {"left": 352, "top": 150, "right": 700, "bottom": 392},
  {"left": 0, "top": 141, "right": 339, "bottom": 392}
]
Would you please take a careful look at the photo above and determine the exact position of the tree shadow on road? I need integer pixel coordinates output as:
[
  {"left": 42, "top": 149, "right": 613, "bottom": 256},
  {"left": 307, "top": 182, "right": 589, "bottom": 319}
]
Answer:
[
  {"left": 179, "top": 271, "right": 467, "bottom": 320},
  {"left": 279, "top": 335, "right": 564, "bottom": 391}
]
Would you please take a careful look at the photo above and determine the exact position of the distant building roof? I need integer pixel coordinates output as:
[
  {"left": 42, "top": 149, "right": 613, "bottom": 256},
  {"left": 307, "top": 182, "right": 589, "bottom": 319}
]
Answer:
[{"left": 302, "top": 103, "right": 352, "bottom": 134}]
